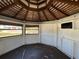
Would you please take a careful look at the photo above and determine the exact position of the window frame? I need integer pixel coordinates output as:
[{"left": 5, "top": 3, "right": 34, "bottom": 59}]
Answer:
[
  {"left": 0, "top": 22, "right": 23, "bottom": 38},
  {"left": 25, "top": 25, "right": 39, "bottom": 35}
]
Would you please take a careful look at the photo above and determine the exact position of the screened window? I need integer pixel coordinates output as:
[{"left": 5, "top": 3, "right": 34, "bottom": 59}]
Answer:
[
  {"left": 0, "top": 25, "right": 22, "bottom": 38},
  {"left": 26, "top": 25, "right": 39, "bottom": 34}
]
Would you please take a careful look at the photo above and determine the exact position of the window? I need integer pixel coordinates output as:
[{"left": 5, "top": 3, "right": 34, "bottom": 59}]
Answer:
[
  {"left": 0, "top": 25, "right": 22, "bottom": 38},
  {"left": 61, "top": 22, "right": 72, "bottom": 29},
  {"left": 25, "top": 25, "right": 39, "bottom": 34}
]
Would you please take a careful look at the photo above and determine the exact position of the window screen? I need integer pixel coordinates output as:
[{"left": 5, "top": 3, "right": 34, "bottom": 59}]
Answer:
[
  {"left": 25, "top": 25, "right": 39, "bottom": 34},
  {"left": 0, "top": 25, "right": 22, "bottom": 38}
]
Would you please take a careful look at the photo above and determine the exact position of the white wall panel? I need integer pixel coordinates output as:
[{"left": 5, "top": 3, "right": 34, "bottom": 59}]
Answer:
[
  {"left": 24, "top": 35, "right": 40, "bottom": 44},
  {"left": 62, "top": 37, "right": 74, "bottom": 57},
  {"left": 0, "top": 36, "right": 23, "bottom": 55},
  {"left": 40, "top": 23, "right": 58, "bottom": 47}
]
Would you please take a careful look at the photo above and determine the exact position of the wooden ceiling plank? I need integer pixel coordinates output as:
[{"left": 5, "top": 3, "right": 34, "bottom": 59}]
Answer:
[
  {"left": 52, "top": 0, "right": 70, "bottom": 16},
  {"left": 5, "top": 0, "right": 10, "bottom": 5},
  {"left": 10, "top": 0, "right": 14, "bottom": 3},
  {"left": 52, "top": 0, "right": 79, "bottom": 13},
  {"left": 15, "top": 0, "right": 53, "bottom": 11},
  {"left": 51, "top": 4, "right": 69, "bottom": 16},
  {"left": 53, "top": 0, "right": 69, "bottom": 8},
  {"left": 66, "top": 6, "right": 79, "bottom": 14},
  {"left": 0, "top": 3, "right": 3, "bottom": 8},
  {"left": 7, "top": 0, "right": 12, "bottom": 5},
  {"left": 0, "top": 3, "right": 16, "bottom": 13},
  {"left": 2, "top": 0, "right": 8, "bottom": 5},
  {"left": 15, "top": 0, "right": 79, "bottom": 11},
  {"left": 63, "top": 4, "right": 78, "bottom": 12},
  {"left": 53, "top": 1, "right": 69, "bottom": 10},
  {"left": 56, "top": 0, "right": 79, "bottom": 6},
  {"left": 14, "top": 7, "right": 23, "bottom": 17},
  {"left": 60, "top": 1, "right": 76, "bottom": 11},
  {"left": 48, "top": 9, "right": 58, "bottom": 20},
  {"left": 0, "top": 1, "right": 5, "bottom": 7}
]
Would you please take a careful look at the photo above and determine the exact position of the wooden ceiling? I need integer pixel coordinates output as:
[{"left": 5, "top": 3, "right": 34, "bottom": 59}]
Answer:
[{"left": 0, "top": 0, "right": 79, "bottom": 22}]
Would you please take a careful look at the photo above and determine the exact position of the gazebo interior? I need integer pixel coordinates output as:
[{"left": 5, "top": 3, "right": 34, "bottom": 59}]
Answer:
[{"left": 0, "top": 0, "right": 79, "bottom": 59}]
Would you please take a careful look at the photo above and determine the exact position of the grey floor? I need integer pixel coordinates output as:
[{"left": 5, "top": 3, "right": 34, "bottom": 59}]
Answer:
[{"left": 0, "top": 44, "right": 70, "bottom": 59}]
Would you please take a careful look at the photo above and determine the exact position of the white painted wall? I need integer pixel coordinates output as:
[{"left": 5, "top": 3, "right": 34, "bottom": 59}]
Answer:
[
  {"left": 0, "top": 36, "right": 24, "bottom": 55},
  {"left": 40, "top": 13, "right": 79, "bottom": 59},
  {"left": 0, "top": 35, "right": 40, "bottom": 55},
  {"left": 40, "top": 21, "right": 58, "bottom": 47},
  {"left": 0, "top": 15, "right": 40, "bottom": 55},
  {"left": 57, "top": 13, "right": 79, "bottom": 59},
  {"left": 23, "top": 35, "right": 40, "bottom": 44}
]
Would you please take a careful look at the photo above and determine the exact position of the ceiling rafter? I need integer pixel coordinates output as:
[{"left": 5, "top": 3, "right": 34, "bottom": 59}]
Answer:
[
  {"left": 42, "top": 11, "right": 49, "bottom": 21},
  {"left": 62, "top": 2, "right": 78, "bottom": 12},
  {"left": 52, "top": 0, "right": 70, "bottom": 16},
  {"left": 0, "top": 0, "right": 79, "bottom": 22},
  {"left": 2, "top": 0, "right": 8, "bottom": 5},
  {"left": 10, "top": 0, "right": 14, "bottom": 3},
  {"left": 37, "top": 1, "right": 41, "bottom": 22},
  {"left": 51, "top": 4, "right": 69, "bottom": 16},
  {"left": 0, "top": 3, "right": 15, "bottom": 12},
  {"left": 56, "top": 0, "right": 79, "bottom": 6},
  {"left": 14, "top": 7, "right": 23, "bottom": 17},
  {"left": 0, "top": 2, "right": 5, "bottom": 7},
  {"left": 0, "top": 3, "right": 16, "bottom": 13},
  {"left": 48, "top": 9, "right": 58, "bottom": 20},
  {"left": 24, "top": 0, "right": 30, "bottom": 21},
  {"left": 32, "top": 11, "right": 34, "bottom": 20},
  {"left": 18, "top": 0, "right": 79, "bottom": 11},
  {"left": 24, "top": 10, "right": 29, "bottom": 21},
  {"left": 6, "top": 0, "right": 12, "bottom": 5},
  {"left": 55, "top": 0, "right": 77, "bottom": 12},
  {"left": 37, "top": 0, "right": 39, "bottom": 9},
  {"left": 53, "top": 1, "right": 68, "bottom": 10},
  {"left": 38, "top": 12, "right": 41, "bottom": 21},
  {"left": 28, "top": 0, "right": 30, "bottom": 6},
  {"left": 15, "top": 0, "right": 53, "bottom": 11}
]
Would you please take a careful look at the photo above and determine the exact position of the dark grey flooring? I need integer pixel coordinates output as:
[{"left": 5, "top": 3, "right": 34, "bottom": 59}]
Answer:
[{"left": 0, "top": 44, "right": 70, "bottom": 59}]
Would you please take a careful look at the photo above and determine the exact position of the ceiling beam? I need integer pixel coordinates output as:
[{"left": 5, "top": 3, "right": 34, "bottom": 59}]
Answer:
[
  {"left": 42, "top": 11, "right": 49, "bottom": 21},
  {"left": 38, "top": 12, "right": 41, "bottom": 21},
  {"left": 0, "top": 3, "right": 16, "bottom": 13},
  {"left": 55, "top": 0, "right": 79, "bottom": 6},
  {"left": 32, "top": 11, "right": 34, "bottom": 21},
  {"left": 24, "top": 10, "right": 29, "bottom": 21},
  {"left": 51, "top": 4, "right": 69, "bottom": 16},
  {"left": 16, "top": 0, "right": 53, "bottom": 11}
]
